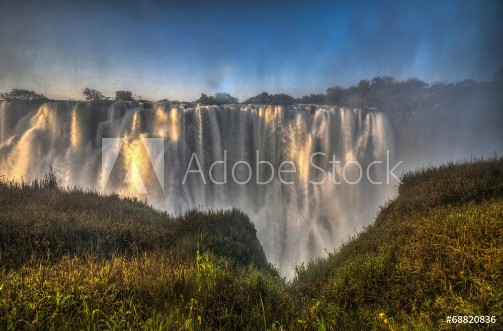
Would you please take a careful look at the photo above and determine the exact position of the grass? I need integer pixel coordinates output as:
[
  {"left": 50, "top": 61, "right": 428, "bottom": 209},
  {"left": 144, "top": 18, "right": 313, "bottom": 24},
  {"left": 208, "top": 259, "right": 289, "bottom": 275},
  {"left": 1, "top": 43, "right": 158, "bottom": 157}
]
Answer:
[
  {"left": 1, "top": 157, "right": 502, "bottom": 330},
  {"left": 292, "top": 157, "right": 503, "bottom": 330}
]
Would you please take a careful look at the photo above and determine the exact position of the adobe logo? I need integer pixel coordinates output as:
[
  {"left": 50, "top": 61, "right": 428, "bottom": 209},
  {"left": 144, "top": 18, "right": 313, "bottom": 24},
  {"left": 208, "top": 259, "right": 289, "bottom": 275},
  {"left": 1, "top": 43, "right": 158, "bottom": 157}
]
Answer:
[{"left": 101, "top": 138, "right": 164, "bottom": 194}]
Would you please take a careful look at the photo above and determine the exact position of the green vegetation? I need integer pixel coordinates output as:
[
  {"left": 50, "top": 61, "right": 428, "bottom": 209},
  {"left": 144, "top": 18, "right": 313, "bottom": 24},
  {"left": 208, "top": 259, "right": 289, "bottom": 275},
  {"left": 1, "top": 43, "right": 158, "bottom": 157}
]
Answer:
[
  {"left": 3, "top": 75, "right": 502, "bottom": 111},
  {"left": 244, "top": 92, "right": 295, "bottom": 105},
  {"left": 292, "top": 157, "right": 503, "bottom": 330},
  {"left": 83, "top": 88, "right": 109, "bottom": 102},
  {"left": 1, "top": 158, "right": 502, "bottom": 330},
  {"left": 0, "top": 89, "right": 48, "bottom": 102},
  {"left": 0, "top": 172, "right": 279, "bottom": 330},
  {"left": 196, "top": 93, "right": 239, "bottom": 105},
  {"left": 115, "top": 91, "right": 135, "bottom": 102}
]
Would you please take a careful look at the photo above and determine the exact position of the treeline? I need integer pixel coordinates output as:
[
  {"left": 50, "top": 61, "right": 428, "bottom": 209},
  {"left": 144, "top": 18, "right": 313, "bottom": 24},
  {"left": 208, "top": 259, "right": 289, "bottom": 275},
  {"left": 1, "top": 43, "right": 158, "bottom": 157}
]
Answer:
[
  {"left": 0, "top": 88, "right": 152, "bottom": 104},
  {"left": 0, "top": 89, "right": 48, "bottom": 102},
  {"left": 1, "top": 72, "right": 502, "bottom": 113}
]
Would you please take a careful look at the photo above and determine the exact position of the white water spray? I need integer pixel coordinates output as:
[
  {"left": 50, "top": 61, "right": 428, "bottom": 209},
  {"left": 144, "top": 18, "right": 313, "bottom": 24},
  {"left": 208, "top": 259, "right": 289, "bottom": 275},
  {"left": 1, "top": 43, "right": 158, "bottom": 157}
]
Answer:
[{"left": 0, "top": 101, "right": 395, "bottom": 276}]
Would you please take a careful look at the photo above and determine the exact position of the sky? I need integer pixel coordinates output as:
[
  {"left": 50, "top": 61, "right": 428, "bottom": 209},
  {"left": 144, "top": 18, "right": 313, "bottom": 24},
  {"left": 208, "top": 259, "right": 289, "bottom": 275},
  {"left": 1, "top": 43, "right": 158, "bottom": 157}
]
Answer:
[{"left": 0, "top": 0, "right": 502, "bottom": 101}]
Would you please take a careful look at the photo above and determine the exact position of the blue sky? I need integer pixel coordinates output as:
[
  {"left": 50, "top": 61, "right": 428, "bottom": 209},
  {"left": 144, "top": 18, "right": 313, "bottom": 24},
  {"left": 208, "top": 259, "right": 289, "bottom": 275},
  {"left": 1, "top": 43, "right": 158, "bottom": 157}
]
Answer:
[{"left": 0, "top": 0, "right": 502, "bottom": 101}]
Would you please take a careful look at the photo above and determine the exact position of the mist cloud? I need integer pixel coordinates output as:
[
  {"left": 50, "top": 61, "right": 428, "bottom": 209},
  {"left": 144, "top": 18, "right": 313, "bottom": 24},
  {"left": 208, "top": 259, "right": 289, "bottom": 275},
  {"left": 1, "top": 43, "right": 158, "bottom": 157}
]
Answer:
[{"left": 0, "top": 0, "right": 502, "bottom": 100}]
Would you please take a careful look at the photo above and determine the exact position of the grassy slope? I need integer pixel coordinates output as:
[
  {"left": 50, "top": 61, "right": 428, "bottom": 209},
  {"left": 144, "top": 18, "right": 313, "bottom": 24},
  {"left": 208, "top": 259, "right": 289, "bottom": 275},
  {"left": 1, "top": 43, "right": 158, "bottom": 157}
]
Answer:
[
  {"left": 293, "top": 158, "right": 503, "bottom": 330},
  {"left": 1, "top": 158, "right": 502, "bottom": 330},
  {"left": 0, "top": 176, "right": 282, "bottom": 330}
]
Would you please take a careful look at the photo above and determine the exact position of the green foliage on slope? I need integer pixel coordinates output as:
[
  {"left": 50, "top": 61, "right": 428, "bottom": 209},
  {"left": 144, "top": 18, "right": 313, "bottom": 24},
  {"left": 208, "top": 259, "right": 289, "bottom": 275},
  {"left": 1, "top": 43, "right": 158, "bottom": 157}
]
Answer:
[
  {"left": 1, "top": 158, "right": 502, "bottom": 330},
  {"left": 0, "top": 176, "right": 269, "bottom": 272},
  {"left": 293, "top": 157, "right": 503, "bottom": 330}
]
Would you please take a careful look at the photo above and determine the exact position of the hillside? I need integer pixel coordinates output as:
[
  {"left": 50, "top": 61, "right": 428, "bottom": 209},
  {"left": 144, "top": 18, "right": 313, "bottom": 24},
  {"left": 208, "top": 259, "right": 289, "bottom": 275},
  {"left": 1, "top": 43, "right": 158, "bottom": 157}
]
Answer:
[
  {"left": 292, "top": 157, "right": 503, "bottom": 330},
  {"left": 1, "top": 158, "right": 502, "bottom": 330}
]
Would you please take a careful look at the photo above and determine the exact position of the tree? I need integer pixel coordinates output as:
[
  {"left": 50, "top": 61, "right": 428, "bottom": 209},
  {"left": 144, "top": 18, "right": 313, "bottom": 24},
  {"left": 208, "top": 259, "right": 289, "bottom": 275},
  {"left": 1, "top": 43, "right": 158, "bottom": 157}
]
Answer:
[
  {"left": 244, "top": 92, "right": 272, "bottom": 104},
  {"left": 300, "top": 93, "right": 325, "bottom": 104},
  {"left": 83, "top": 88, "right": 107, "bottom": 101},
  {"left": 197, "top": 93, "right": 238, "bottom": 105},
  {"left": 370, "top": 76, "right": 394, "bottom": 90},
  {"left": 196, "top": 93, "right": 214, "bottom": 105},
  {"left": 0, "top": 89, "right": 48, "bottom": 101},
  {"left": 325, "top": 86, "right": 343, "bottom": 105},
  {"left": 244, "top": 92, "right": 294, "bottom": 105},
  {"left": 115, "top": 90, "right": 135, "bottom": 101},
  {"left": 214, "top": 93, "right": 238, "bottom": 105},
  {"left": 272, "top": 93, "right": 295, "bottom": 105},
  {"left": 358, "top": 79, "right": 371, "bottom": 92}
]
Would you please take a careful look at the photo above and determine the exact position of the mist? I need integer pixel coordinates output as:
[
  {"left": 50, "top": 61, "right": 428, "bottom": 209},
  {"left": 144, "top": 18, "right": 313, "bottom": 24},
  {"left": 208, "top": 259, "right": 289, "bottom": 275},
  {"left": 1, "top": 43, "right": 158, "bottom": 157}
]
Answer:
[
  {"left": 1, "top": 0, "right": 502, "bottom": 100},
  {"left": 0, "top": 0, "right": 502, "bottom": 278}
]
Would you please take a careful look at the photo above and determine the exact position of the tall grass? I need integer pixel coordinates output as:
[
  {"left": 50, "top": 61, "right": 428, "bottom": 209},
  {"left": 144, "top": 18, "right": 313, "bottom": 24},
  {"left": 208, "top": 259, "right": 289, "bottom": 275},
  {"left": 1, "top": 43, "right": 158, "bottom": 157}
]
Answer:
[
  {"left": 292, "top": 157, "right": 503, "bottom": 329},
  {"left": 1, "top": 157, "right": 502, "bottom": 330}
]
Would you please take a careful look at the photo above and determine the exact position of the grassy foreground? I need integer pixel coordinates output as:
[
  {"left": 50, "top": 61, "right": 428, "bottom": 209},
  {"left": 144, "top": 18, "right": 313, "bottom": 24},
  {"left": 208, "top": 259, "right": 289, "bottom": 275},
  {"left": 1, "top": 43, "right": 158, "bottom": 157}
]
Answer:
[{"left": 1, "top": 158, "right": 502, "bottom": 330}]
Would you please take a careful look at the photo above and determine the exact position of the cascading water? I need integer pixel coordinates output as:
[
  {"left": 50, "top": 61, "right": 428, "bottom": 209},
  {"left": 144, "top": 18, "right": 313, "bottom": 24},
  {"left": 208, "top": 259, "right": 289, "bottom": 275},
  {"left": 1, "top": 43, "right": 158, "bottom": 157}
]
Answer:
[{"left": 0, "top": 101, "right": 395, "bottom": 277}]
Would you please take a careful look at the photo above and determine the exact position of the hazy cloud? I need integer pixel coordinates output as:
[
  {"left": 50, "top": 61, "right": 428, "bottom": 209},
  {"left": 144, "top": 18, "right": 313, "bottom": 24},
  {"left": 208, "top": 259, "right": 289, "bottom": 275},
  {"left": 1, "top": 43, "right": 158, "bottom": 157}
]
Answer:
[{"left": 0, "top": 0, "right": 501, "bottom": 100}]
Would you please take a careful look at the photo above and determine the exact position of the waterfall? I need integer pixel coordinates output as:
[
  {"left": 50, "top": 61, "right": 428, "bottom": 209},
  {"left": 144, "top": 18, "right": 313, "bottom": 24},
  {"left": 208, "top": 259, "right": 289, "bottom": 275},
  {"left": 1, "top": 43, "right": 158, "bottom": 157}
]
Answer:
[{"left": 0, "top": 101, "right": 394, "bottom": 277}]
